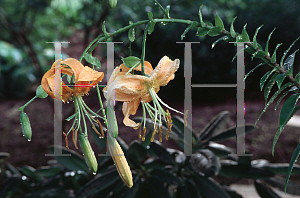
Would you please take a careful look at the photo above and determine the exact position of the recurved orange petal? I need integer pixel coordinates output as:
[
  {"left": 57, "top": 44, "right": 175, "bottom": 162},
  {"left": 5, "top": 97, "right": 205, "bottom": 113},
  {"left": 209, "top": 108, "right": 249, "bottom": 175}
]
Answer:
[
  {"left": 105, "top": 74, "right": 151, "bottom": 102},
  {"left": 150, "top": 56, "right": 180, "bottom": 88},
  {"left": 122, "top": 98, "right": 142, "bottom": 129}
]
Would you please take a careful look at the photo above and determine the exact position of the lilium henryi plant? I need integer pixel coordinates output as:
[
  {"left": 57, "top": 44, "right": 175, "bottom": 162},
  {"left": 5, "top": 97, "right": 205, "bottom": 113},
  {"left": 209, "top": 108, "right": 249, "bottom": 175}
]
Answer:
[
  {"left": 41, "top": 58, "right": 105, "bottom": 173},
  {"left": 104, "top": 56, "right": 187, "bottom": 142}
]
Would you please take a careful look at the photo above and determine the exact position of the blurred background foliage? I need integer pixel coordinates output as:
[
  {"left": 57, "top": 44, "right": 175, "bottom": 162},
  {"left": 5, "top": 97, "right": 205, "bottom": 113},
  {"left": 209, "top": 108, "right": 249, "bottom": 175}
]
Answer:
[{"left": 0, "top": 0, "right": 300, "bottom": 103}]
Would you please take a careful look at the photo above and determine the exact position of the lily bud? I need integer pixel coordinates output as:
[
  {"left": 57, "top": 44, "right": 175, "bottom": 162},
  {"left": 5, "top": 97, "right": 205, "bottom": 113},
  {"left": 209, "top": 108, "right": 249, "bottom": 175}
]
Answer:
[
  {"left": 79, "top": 134, "right": 98, "bottom": 173},
  {"left": 20, "top": 111, "right": 32, "bottom": 141}
]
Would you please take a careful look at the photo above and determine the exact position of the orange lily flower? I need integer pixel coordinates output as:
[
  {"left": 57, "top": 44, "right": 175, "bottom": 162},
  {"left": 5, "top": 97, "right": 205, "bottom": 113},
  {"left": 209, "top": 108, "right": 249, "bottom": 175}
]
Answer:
[
  {"left": 41, "top": 58, "right": 104, "bottom": 102},
  {"left": 104, "top": 56, "right": 184, "bottom": 141}
]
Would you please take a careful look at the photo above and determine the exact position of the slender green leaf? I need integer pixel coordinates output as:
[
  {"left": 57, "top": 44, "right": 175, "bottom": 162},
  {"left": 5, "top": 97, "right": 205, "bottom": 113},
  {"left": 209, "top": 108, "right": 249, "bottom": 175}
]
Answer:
[
  {"left": 275, "top": 89, "right": 290, "bottom": 111},
  {"left": 199, "top": 5, "right": 205, "bottom": 27},
  {"left": 283, "top": 50, "right": 299, "bottom": 76},
  {"left": 206, "top": 124, "right": 256, "bottom": 142},
  {"left": 264, "top": 73, "right": 279, "bottom": 104},
  {"left": 230, "top": 17, "right": 237, "bottom": 38},
  {"left": 255, "top": 82, "right": 293, "bottom": 125},
  {"left": 207, "top": 26, "right": 223, "bottom": 37},
  {"left": 35, "top": 166, "right": 63, "bottom": 177},
  {"left": 275, "top": 73, "right": 286, "bottom": 90},
  {"left": 251, "top": 50, "right": 266, "bottom": 60},
  {"left": 285, "top": 142, "right": 300, "bottom": 192},
  {"left": 171, "top": 116, "right": 197, "bottom": 140},
  {"left": 232, "top": 47, "right": 245, "bottom": 62},
  {"left": 255, "top": 180, "right": 281, "bottom": 198},
  {"left": 196, "top": 27, "right": 209, "bottom": 37},
  {"left": 220, "top": 161, "right": 274, "bottom": 179},
  {"left": 253, "top": 25, "right": 263, "bottom": 49},
  {"left": 49, "top": 145, "right": 89, "bottom": 173},
  {"left": 206, "top": 142, "right": 233, "bottom": 159},
  {"left": 215, "top": 13, "right": 224, "bottom": 29},
  {"left": 102, "top": 21, "right": 109, "bottom": 41},
  {"left": 265, "top": 28, "right": 276, "bottom": 55},
  {"left": 181, "top": 21, "right": 198, "bottom": 40},
  {"left": 20, "top": 166, "right": 41, "bottom": 181},
  {"left": 149, "top": 141, "right": 175, "bottom": 164},
  {"left": 265, "top": 163, "right": 300, "bottom": 174},
  {"left": 128, "top": 21, "right": 135, "bottom": 42},
  {"left": 260, "top": 69, "right": 275, "bottom": 91},
  {"left": 280, "top": 37, "right": 300, "bottom": 66},
  {"left": 84, "top": 53, "right": 101, "bottom": 68},
  {"left": 272, "top": 100, "right": 300, "bottom": 156},
  {"left": 295, "top": 71, "right": 300, "bottom": 83},
  {"left": 199, "top": 111, "right": 230, "bottom": 141},
  {"left": 212, "top": 36, "right": 228, "bottom": 49},
  {"left": 76, "top": 169, "right": 120, "bottom": 197},
  {"left": 279, "top": 93, "right": 300, "bottom": 131},
  {"left": 241, "top": 24, "right": 250, "bottom": 42},
  {"left": 192, "top": 174, "right": 231, "bottom": 198},
  {"left": 271, "top": 43, "right": 283, "bottom": 63},
  {"left": 245, "top": 63, "right": 265, "bottom": 80}
]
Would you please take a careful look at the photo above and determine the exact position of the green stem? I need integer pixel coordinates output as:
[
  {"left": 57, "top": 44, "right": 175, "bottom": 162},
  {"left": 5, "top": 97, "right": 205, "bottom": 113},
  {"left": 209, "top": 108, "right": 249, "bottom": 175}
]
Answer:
[
  {"left": 18, "top": 95, "right": 38, "bottom": 111},
  {"left": 79, "top": 96, "right": 104, "bottom": 120},
  {"left": 79, "top": 18, "right": 194, "bottom": 62},
  {"left": 74, "top": 97, "right": 81, "bottom": 132},
  {"left": 78, "top": 99, "right": 88, "bottom": 136},
  {"left": 141, "top": 22, "right": 150, "bottom": 75}
]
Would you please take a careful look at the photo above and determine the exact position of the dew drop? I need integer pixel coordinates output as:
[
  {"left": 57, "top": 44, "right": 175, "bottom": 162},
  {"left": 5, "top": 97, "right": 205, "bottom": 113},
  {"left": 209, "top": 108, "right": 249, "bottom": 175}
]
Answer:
[
  {"left": 23, "top": 135, "right": 24, "bottom": 136},
  {"left": 28, "top": 139, "right": 31, "bottom": 142},
  {"left": 93, "top": 172, "right": 96, "bottom": 175},
  {"left": 155, "top": 3, "right": 157, "bottom": 5}
]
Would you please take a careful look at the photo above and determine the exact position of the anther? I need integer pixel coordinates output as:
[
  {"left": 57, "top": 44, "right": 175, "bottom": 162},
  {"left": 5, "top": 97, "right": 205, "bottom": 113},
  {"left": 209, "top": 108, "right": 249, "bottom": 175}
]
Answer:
[
  {"left": 159, "top": 125, "right": 162, "bottom": 142},
  {"left": 97, "top": 120, "right": 105, "bottom": 138},
  {"left": 63, "top": 132, "right": 69, "bottom": 150},
  {"left": 166, "top": 123, "right": 173, "bottom": 140},
  {"left": 139, "top": 125, "right": 142, "bottom": 138},
  {"left": 142, "top": 127, "right": 146, "bottom": 141},
  {"left": 92, "top": 124, "right": 102, "bottom": 138}
]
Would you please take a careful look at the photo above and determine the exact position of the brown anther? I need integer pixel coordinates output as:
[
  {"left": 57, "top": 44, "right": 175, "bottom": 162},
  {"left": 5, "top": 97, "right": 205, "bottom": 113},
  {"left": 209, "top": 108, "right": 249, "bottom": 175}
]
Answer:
[
  {"left": 139, "top": 125, "right": 142, "bottom": 138},
  {"left": 184, "top": 110, "right": 188, "bottom": 127},
  {"left": 92, "top": 124, "right": 102, "bottom": 138},
  {"left": 97, "top": 120, "right": 105, "bottom": 138},
  {"left": 150, "top": 125, "right": 158, "bottom": 142},
  {"left": 166, "top": 123, "right": 173, "bottom": 140},
  {"left": 74, "top": 129, "right": 78, "bottom": 149},
  {"left": 63, "top": 132, "right": 69, "bottom": 150},
  {"left": 72, "top": 128, "right": 78, "bottom": 149},
  {"left": 72, "top": 128, "right": 77, "bottom": 149},
  {"left": 142, "top": 127, "right": 146, "bottom": 141},
  {"left": 159, "top": 125, "right": 162, "bottom": 142}
]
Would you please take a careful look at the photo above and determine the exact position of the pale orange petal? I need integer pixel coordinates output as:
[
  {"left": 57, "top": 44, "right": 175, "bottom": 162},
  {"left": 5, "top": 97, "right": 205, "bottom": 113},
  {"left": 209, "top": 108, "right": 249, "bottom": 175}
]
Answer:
[
  {"left": 122, "top": 99, "right": 141, "bottom": 129},
  {"left": 106, "top": 75, "right": 151, "bottom": 102},
  {"left": 150, "top": 56, "right": 180, "bottom": 88}
]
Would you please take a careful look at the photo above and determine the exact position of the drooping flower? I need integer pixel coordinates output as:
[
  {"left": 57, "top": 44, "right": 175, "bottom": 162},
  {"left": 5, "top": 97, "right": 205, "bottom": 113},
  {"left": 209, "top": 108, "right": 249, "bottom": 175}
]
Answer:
[
  {"left": 41, "top": 58, "right": 104, "bottom": 102},
  {"left": 104, "top": 56, "right": 186, "bottom": 141}
]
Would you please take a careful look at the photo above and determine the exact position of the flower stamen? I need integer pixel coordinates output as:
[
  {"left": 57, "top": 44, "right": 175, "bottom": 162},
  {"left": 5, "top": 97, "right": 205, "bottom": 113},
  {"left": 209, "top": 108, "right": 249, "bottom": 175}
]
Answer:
[
  {"left": 63, "top": 132, "right": 69, "bottom": 150},
  {"left": 142, "top": 127, "right": 146, "bottom": 141}
]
